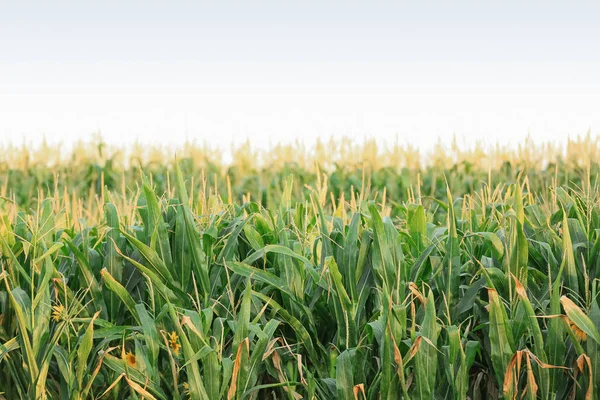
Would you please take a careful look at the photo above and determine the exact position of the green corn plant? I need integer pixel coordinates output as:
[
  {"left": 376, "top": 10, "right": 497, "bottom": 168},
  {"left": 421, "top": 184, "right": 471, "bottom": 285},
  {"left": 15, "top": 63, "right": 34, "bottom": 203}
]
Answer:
[{"left": 1, "top": 147, "right": 600, "bottom": 399}]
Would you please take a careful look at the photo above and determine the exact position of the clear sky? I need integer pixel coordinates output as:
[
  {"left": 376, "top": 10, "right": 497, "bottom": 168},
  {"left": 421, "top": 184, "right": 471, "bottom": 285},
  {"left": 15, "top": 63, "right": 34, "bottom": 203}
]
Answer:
[{"left": 1, "top": 1, "right": 599, "bottom": 151}]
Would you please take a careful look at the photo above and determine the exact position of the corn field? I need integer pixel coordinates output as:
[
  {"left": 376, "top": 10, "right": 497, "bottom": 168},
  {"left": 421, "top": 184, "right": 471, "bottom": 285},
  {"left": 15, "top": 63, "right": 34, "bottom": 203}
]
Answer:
[{"left": 1, "top": 137, "right": 600, "bottom": 399}]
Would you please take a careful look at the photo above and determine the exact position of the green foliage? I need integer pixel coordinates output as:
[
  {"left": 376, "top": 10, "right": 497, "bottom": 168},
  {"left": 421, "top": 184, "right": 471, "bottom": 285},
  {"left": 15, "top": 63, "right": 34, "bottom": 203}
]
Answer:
[{"left": 1, "top": 149, "right": 600, "bottom": 399}]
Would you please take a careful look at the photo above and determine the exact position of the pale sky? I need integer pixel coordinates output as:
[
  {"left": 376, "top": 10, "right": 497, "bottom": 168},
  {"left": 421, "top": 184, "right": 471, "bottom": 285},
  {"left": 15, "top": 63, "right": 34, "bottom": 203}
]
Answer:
[{"left": 1, "top": 1, "right": 599, "bottom": 152}]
